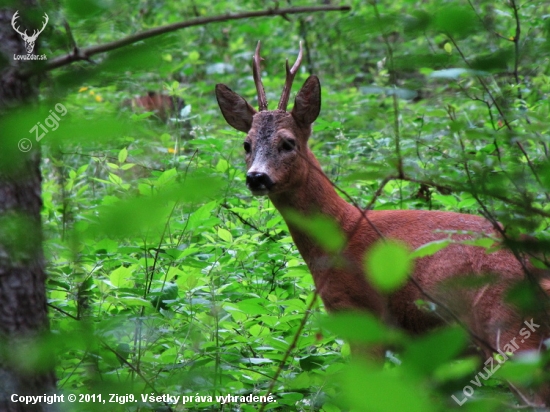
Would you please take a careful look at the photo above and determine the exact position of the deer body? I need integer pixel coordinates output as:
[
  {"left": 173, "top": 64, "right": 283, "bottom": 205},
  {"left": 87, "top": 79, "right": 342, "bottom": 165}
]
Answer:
[
  {"left": 122, "top": 92, "right": 185, "bottom": 123},
  {"left": 216, "top": 42, "right": 548, "bottom": 405},
  {"left": 268, "top": 142, "right": 527, "bottom": 343}
]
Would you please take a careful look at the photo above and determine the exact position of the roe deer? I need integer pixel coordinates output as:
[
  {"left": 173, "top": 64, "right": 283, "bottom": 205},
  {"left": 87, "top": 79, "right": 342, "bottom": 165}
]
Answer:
[
  {"left": 122, "top": 91, "right": 185, "bottom": 123},
  {"left": 215, "top": 42, "right": 549, "bottom": 405}
]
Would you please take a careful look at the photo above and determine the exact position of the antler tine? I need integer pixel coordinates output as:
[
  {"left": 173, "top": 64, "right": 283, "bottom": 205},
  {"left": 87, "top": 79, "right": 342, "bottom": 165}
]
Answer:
[
  {"left": 252, "top": 41, "right": 268, "bottom": 111},
  {"left": 277, "top": 41, "right": 303, "bottom": 111}
]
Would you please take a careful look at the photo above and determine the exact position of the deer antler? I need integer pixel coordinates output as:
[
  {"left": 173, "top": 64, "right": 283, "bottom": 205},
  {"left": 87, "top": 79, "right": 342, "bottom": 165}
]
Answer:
[
  {"left": 252, "top": 41, "right": 268, "bottom": 111},
  {"left": 277, "top": 41, "right": 303, "bottom": 111},
  {"left": 11, "top": 11, "right": 26, "bottom": 37}
]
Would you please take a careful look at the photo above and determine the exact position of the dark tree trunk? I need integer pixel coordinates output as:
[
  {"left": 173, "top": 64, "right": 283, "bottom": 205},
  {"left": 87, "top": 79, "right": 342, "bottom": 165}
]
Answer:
[{"left": 0, "top": 4, "right": 57, "bottom": 411}]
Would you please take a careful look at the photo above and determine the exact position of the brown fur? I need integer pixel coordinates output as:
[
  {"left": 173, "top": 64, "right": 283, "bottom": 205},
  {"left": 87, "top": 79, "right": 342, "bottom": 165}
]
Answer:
[
  {"left": 216, "top": 71, "right": 550, "bottom": 405},
  {"left": 122, "top": 91, "right": 184, "bottom": 123}
]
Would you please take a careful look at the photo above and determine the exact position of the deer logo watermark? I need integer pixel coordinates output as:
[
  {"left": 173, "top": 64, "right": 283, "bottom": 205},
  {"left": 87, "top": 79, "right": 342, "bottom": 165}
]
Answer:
[{"left": 11, "top": 10, "right": 48, "bottom": 61}]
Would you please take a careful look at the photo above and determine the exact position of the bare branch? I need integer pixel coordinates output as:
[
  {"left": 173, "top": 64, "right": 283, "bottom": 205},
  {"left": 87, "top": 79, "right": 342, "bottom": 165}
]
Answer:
[
  {"left": 19, "top": 5, "right": 350, "bottom": 78},
  {"left": 510, "top": 0, "right": 522, "bottom": 95}
]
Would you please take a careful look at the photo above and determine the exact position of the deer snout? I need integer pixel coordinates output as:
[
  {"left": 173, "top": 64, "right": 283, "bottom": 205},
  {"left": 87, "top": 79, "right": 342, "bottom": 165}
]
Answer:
[{"left": 246, "top": 172, "right": 274, "bottom": 195}]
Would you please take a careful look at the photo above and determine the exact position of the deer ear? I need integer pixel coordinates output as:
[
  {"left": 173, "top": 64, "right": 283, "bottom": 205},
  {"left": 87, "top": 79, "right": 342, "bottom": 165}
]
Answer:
[
  {"left": 215, "top": 84, "right": 256, "bottom": 133},
  {"left": 291, "top": 76, "right": 321, "bottom": 126}
]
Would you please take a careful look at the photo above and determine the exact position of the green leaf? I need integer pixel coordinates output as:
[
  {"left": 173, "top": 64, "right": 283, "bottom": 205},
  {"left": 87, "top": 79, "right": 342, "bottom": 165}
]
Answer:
[
  {"left": 217, "top": 227, "right": 233, "bottom": 243},
  {"left": 156, "top": 168, "right": 178, "bottom": 187},
  {"left": 284, "top": 211, "right": 345, "bottom": 253},
  {"left": 322, "top": 312, "right": 402, "bottom": 344},
  {"left": 364, "top": 240, "right": 412, "bottom": 292},
  {"left": 115, "top": 343, "right": 131, "bottom": 365},
  {"left": 117, "top": 297, "right": 150, "bottom": 307},
  {"left": 434, "top": 357, "right": 478, "bottom": 382},
  {"left": 493, "top": 354, "right": 542, "bottom": 384},
  {"left": 299, "top": 355, "right": 326, "bottom": 371},
  {"left": 65, "top": 0, "right": 107, "bottom": 18},
  {"left": 276, "top": 392, "right": 304, "bottom": 406},
  {"left": 89, "top": 195, "right": 172, "bottom": 237},
  {"left": 170, "top": 171, "right": 225, "bottom": 204},
  {"left": 461, "top": 237, "right": 495, "bottom": 248},
  {"left": 188, "top": 201, "right": 218, "bottom": 230},
  {"left": 433, "top": 6, "right": 479, "bottom": 38},
  {"left": 342, "top": 169, "right": 391, "bottom": 182},
  {"left": 249, "top": 324, "right": 267, "bottom": 337},
  {"left": 234, "top": 299, "right": 270, "bottom": 316},
  {"left": 150, "top": 284, "right": 179, "bottom": 311},
  {"left": 110, "top": 266, "right": 133, "bottom": 288},
  {"left": 341, "top": 363, "right": 436, "bottom": 412},
  {"left": 188, "top": 51, "right": 200, "bottom": 62},
  {"left": 216, "top": 158, "right": 229, "bottom": 173},
  {"left": 410, "top": 239, "right": 451, "bottom": 258},
  {"left": 402, "top": 326, "right": 467, "bottom": 376},
  {"left": 471, "top": 49, "right": 513, "bottom": 72},
  {"left": 239, "top": 357, "right": 273, "bottom": 365},
  {"left": 118, "top": 147, "right": 128, "bottom": 163}
]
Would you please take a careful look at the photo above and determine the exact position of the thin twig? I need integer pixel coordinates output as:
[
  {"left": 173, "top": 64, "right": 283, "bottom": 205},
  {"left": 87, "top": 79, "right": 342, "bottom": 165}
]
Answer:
[
  {"left": 364, "top": 176, "right": 393, "bottom": 211},
  {"left": 282, "top": 142, "right": 504, "bottom": 354},
  {"left": 221, "top": 203, "right": 278, "bottom": 242},
  {"left": 448, "top": 36, "right": 547, "bottom": 196},
  {"left": 47, "top": 306, "right": 173, "bottom": 409},
  {"left": 510, "top": 0, "right": 522, "bottom": 99},
  {"left": 258, "top": 293, "right": 318, "bottom": 412},
  {"left": 47, "top": 303, "right": 78, "bottom": 320},
  {"left": 370, "top": 0, "right": 396, "bottom": 85},
  {"left": 408, "top": 276, "right": 498, "bottom": 354},
  {"left": 460, "top": 148, "right": 550, "bottom": 325}
]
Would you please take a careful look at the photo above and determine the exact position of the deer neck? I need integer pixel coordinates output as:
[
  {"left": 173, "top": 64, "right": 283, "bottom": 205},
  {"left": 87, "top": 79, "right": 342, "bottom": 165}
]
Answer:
[
  {"left": 267, "top": 150, "right": 387, "bottom": 315},
  {"left": 268, "top": 150, "right": 359, "bottom": 264}
]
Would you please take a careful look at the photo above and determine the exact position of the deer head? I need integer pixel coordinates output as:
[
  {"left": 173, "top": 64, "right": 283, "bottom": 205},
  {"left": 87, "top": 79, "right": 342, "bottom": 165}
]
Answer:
[
  {"left": 11, "top": 11, "right": 49, "bottom": 54},
  {"left": 215, "top": 42, "right": 321, "bottom": 197}
]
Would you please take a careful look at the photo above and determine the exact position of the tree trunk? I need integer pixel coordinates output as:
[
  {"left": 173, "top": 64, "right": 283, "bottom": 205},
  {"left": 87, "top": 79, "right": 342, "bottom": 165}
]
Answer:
[{"left": 0, "top": 4, "right": 57, "bottom": 411}]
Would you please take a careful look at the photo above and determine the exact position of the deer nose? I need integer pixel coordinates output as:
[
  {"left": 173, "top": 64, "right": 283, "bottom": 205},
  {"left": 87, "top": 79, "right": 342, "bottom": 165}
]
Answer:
[{"left": 246, "top": 172, "right": 274, "bottom": 192}]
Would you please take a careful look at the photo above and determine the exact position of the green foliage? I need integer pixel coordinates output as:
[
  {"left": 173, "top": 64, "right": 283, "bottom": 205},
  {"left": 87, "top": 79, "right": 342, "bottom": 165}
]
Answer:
[
  {"left": 341, "top": 362, "right": 437, "bottom": 412},
  {"left": 364, "top": 240, "right": 412, "bottom": 292},
  {"left": 323, "top": 312, "right": 404, "bottom": 345},
  {"left": 14, "top": 0, "right": 549, "bottom": 410},
  {"left": 284, "top": 211, "right": 345, "bottom": 253}
]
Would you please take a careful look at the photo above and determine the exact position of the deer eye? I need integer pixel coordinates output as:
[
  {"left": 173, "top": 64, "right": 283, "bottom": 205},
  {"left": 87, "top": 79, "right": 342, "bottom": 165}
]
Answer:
[
  {"left": 243, "top": 141, "right": 251, "bottom": 153},
  {"left": 281, "top": 138, "right": 296, "bottom": 152}
]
